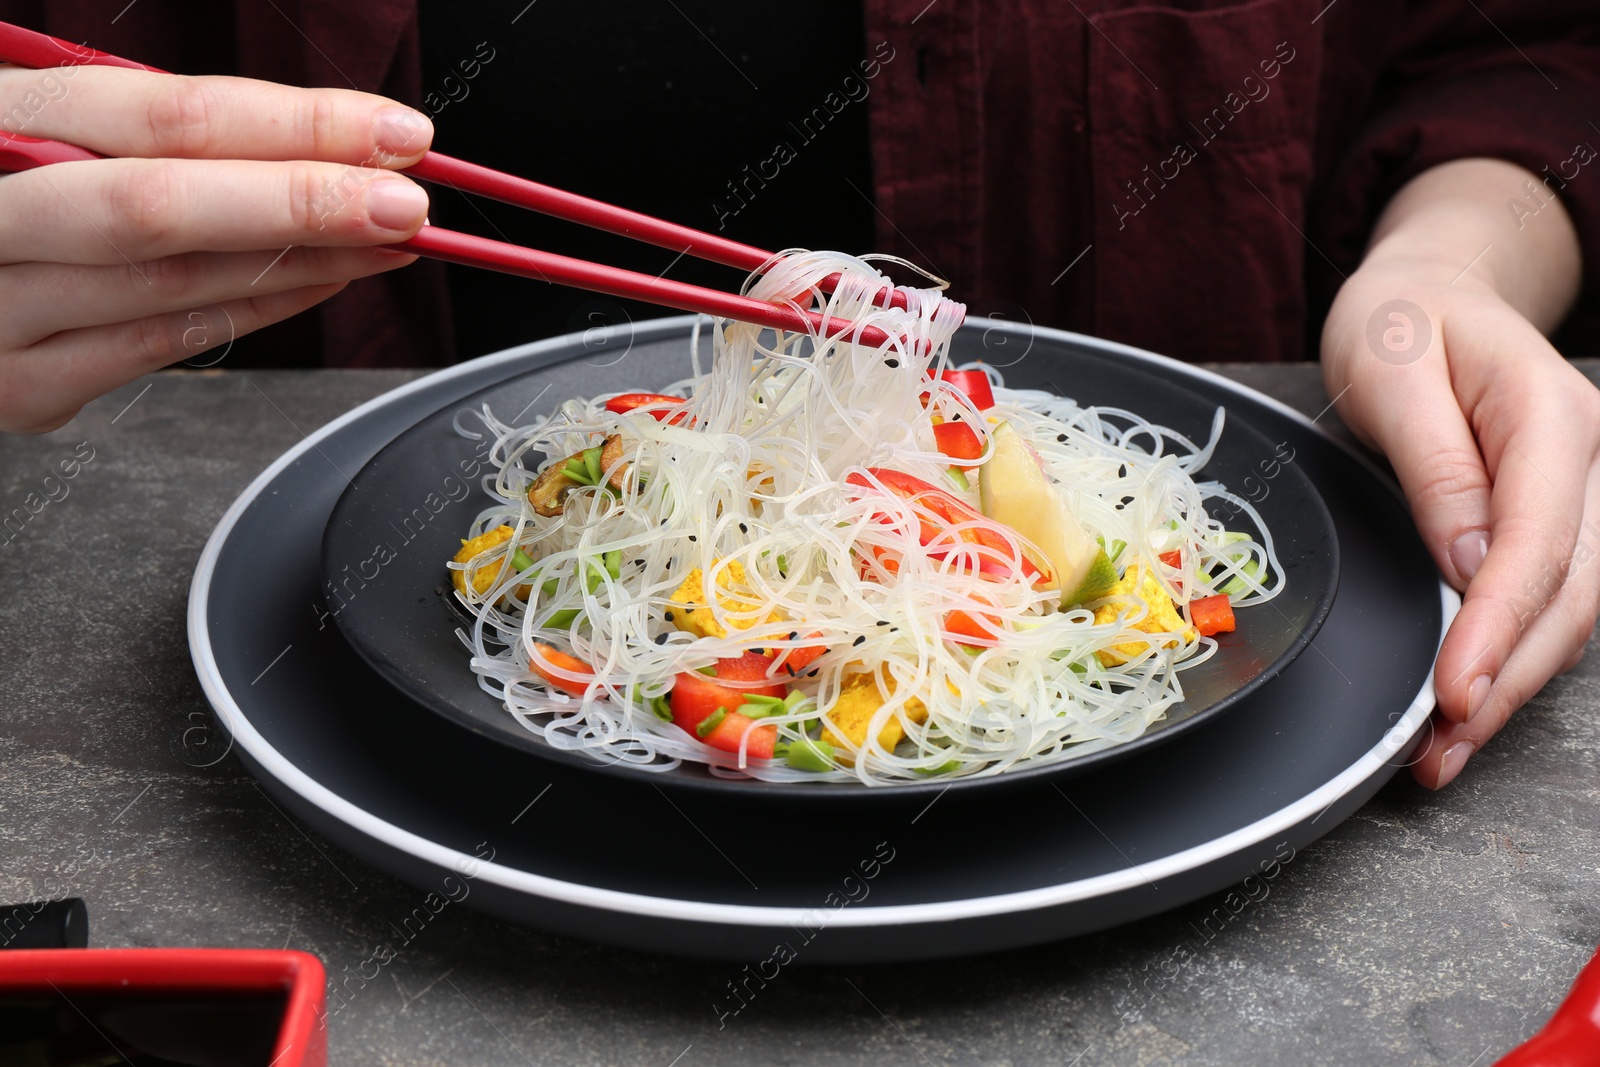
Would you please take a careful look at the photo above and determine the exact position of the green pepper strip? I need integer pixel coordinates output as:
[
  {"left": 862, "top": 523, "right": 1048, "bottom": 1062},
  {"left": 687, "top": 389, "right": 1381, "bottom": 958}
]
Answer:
[
  {"left": 545, "top": 608, "right": 582, "bottom": 629},
  {"left": 1220, "top": 558, "right": 1263, "bottom": 596},
  {"left": 785, "top": 738, "right": 834, "bottom": 771},
  {"left": 583, "top": 446, "right": 602, "bottom": 485},
  {"left": 563, "top": 458, "right": 596, "bottom": 485},
  {"left": 510, "top": 549, "right": 536, "bottom": 572},
  {"left": 604, "top": 549, "right": 622, "bottom": 579},
  {"left": 695, "top": 707, "right": 727, "bottom": 737},
  {"left": 913, "top": 759, "right": 962, "bottom": 776},
  {"left": 739, "top": 693, "right": 786, "bottom": 719},
  {"left": 649, "top": 695, "right": 674, "bottom": 722}
]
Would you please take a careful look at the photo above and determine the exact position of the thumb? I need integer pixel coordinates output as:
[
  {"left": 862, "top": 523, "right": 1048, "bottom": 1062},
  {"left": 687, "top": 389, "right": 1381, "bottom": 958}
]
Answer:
[{"left": 1336, "top": 304, "right": 1493, "bottom": 594}]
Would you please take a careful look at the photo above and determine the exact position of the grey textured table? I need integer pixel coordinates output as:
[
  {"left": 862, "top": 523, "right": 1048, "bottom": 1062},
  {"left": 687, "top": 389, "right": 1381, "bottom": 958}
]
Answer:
[{"left": 3, "top": 362, "right": 1597, "bottom": 1067}]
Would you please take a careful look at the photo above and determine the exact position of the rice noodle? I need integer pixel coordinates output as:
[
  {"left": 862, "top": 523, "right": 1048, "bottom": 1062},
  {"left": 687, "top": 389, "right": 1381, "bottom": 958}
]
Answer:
[{"left": 446, "top": 251, "right": 1283, "bottom": 785}]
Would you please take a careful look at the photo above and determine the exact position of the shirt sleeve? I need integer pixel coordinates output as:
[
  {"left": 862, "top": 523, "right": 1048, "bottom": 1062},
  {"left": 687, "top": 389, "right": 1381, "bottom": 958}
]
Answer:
[{"left": 1311, "top": 2, "right": 1600, "bottom": 345}]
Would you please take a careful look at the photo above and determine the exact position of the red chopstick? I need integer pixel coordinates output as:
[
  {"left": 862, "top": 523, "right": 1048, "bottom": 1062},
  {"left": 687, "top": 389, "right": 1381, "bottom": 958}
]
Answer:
[
  {"left": 402, "top": 153, "right": 910, "bottom": 312},
  {"left": 0, "top": 19, "right": 927, "bottom": 347},
  {"left": 399, "top": 227, "right": 913, "bottom": 347}
]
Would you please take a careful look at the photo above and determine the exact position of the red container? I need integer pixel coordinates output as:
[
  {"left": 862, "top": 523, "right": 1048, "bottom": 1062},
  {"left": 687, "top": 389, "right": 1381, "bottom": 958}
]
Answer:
[{"left": 0, "top": 948, "right": 326, "bottom": 1067}]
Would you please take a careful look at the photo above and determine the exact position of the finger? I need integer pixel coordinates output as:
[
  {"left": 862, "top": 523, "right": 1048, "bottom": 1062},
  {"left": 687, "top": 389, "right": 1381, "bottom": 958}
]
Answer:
[
  {"left": 0, "top": 246, "right": 414, "bottom": 346},
  {"left": 1431, "top": 323, "right": 1600, "bottom": 724},
  {"left": 0, "top": 282, "right": 346, "bottom": 433},
  {"left": 1412, "top": 462, "right": 1600, "bottom": 787},
  {"left": 1335, "top": 300, "right": 1493, "bottom": 589},
  {"left": 0, "top": 157, "right": 429, "bottom": 264},
  {"left": 0, "top": 66, "right": 432, "bottom": 166}
]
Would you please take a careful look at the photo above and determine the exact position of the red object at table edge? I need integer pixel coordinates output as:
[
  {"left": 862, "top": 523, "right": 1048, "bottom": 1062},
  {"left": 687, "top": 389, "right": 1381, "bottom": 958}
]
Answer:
[
  {"left": 1495, "top": 944, "right": 1600, "bottom": 1065},
  {"left": 0, "top": 947, "right": 327, "bottom": 1067}
]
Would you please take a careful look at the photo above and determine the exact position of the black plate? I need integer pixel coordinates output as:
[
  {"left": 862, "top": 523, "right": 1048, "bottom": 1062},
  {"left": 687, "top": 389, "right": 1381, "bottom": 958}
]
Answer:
[
  {"left": 320, "top": 322, "right": 1339, "bottom": 797},
  {"left": 190, "top": 318, "right": 1449, "bottom": 961}
]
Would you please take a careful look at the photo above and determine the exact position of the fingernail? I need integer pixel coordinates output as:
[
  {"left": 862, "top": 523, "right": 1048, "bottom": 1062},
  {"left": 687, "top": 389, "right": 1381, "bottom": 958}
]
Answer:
[
  {"left": 1465, "top": 673, "right": 1492, "bottom": 721},
  {"left": 1448, "top": 529, "right": 1490, "bottom": 583},
  {"left": 1436, "top": 740, "right": 1477, "bottom": 787},
  {"left": 373, "top": 107, "right": 432, "bottom": 158},
  {"left": 365, "top": 179, "right": 429, "bottom": 231}
]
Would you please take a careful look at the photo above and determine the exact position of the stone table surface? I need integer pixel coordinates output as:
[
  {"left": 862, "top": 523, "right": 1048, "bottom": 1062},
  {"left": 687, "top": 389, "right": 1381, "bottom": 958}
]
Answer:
[{"left": 2, "top": 362, "right": 1598, "bottom": 1067}]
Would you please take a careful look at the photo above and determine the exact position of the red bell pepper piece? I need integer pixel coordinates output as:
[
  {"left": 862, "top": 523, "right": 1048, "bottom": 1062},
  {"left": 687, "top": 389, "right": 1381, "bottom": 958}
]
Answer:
[
  {"left": 710, "top": 651, "right": 787, "bottom": 697},
  {"left": 529, "top": 643, "right": 597, "bottom": 697},
  {"left": 1158, "top": 550, "right": 1182, "bottom": 569},
  {"left": 945, "top": 609, "right": 1003, "bottom": 648},
  {"left": 1189, "top": 594, "right": 1235, "bottom": 636},
  {"left": 847, "top": 468, "right": 1043, "bottom": 583},
  {"left": 925, "top": 368, "right": 995, "bottom": 410},
  {"left": 667, "top": 670, "right": 778, "bottom": 759},
  {"left": 604, "top": 393, "right": 688, "bottom": 424},
  {"left": 932, "top": 420, "right": 983, "bottom": 461},
  {"left": 701, "top": 709, "right": 777, "bottom": 759},
  {"left": 760, "top": 634, "right": 828, "bottom": 676}
]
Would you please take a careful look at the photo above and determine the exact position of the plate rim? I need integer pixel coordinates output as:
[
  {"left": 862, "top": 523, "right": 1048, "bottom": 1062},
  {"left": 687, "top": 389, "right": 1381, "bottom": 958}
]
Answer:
[{"left": 189, "top": 316, "right": 1459, "bottom": 929}]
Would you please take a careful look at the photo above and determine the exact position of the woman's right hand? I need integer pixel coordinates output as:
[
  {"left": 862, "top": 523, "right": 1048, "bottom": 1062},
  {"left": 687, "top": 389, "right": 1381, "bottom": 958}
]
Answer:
[{"left": 0, "top": 64, "right": 434, "bottom": 433}]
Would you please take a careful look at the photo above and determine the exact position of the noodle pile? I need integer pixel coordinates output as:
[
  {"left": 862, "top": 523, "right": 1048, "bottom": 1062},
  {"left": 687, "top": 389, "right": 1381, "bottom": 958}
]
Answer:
[{"left": 447, "top": 251, "right": 1281, "bottom": 784}]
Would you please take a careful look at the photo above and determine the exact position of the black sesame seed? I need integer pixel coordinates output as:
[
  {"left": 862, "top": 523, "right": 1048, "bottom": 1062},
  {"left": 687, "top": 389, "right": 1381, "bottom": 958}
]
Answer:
[
  {"left": 885, "top": 358, "right": 899, "bottom": 368},
  {"left": 739, "top": 523, "right": 748, "bottom": 533},
  {"left": 787, "top": 631, "right": 798, "bottom": 641},
  {"left": 654, "top": 633, "right": 668, "bottom": 645},
  {"left": 852, "top": 635, "right": 866, "bottom": 646},
  {"left": 688, "top": 534, "right": 697, "bottom": 542},
  {"left": 1057, "top": 434, "right": 1068, "bottom": 443},
  {"left": 634, "top": 559, "right": 647, "bottom": 567},
  {"left": 750, "top": 647, "right": 764, "bottom": 656},
  {"left": 952, "top": 413, "right": 963, "bottom": 421},
  {"left": 664, "top": 611, "right": 674, "bottom": 621},
  {"left": 876, "top": 620, "right": 891, "bottom": 626},
  {"left": 807, "top": 668, "right": 820, "bottom": 677}
]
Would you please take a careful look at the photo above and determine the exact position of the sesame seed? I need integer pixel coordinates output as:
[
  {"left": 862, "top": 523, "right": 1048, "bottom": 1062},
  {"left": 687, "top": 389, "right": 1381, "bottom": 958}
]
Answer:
[
  {"left": 807, "top": 668, "right": 820, "bottom": 677},
  {"left": 875, "top": 620, "right": 891, "bottom": 626},
  {"left": 1057, "top": 434, "right": 1068, "bottom": 443},
  {"left": 852, "top": 635, "right": 866, "bottom": 646},
  {"left": 739, "top": 523, "right": 748, "bottom": 533},
  {"left": 654, "top": 633, "right": 668, "bottom": 645},
  {"left": 687, "top": 534, "right": 697, "bottom": 542},
  {"left": 885, "top": 358, "right": 899, "bottom": 368},
  {"left": 664, "top": 611, "right": 674, "bottom": 621}
]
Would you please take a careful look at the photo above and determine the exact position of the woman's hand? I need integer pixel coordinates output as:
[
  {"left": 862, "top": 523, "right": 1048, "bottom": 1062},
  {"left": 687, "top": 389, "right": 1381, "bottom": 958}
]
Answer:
[
  {"left": 1321, "top": 158, "right": 1600, "bottom": 788},
  {"left": 0, "top": 64, "right": 434, "bottom": 434}
]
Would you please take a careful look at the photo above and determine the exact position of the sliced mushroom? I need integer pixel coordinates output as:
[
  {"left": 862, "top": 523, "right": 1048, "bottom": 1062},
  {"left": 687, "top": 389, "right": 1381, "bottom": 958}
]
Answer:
[
  {"left": 528, "top": 462, "right": 580, "bottom": 517},
  {"left": 600, "top": 433, "right": 627, "bottom": 491},
  {"left": 527, "top": 434, "right": 628, "bottom": 516}
]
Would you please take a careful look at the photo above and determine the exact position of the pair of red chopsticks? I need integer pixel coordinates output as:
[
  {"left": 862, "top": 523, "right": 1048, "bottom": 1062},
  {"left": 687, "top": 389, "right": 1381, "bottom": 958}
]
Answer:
[{"left": 0, "top": 20, "right": 937, "bottom": 350}]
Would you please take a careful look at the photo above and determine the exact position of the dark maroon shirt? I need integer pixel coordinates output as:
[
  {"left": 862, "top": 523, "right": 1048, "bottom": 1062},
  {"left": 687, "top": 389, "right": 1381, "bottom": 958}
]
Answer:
[{"left": 7, "top": 1, "right": 1599, "bottom": 366}]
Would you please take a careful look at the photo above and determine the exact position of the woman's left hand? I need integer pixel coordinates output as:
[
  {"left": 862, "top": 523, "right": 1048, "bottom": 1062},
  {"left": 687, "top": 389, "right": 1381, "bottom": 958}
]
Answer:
[{"left": 1320, "top": 159, "right": 1600, "bottom": 788}]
